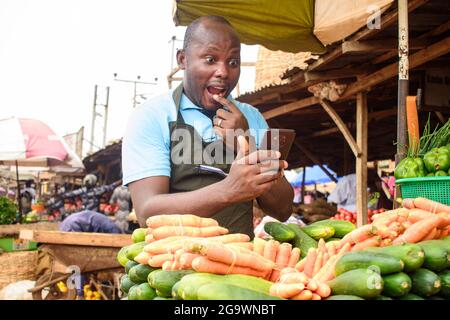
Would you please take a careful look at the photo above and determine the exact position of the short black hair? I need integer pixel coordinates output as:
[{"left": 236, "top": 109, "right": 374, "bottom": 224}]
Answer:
[{"left": 183, "top": 15, "right": 234, "bottom": 52}]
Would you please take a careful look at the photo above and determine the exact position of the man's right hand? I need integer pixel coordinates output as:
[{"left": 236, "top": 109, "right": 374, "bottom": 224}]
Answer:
[{"left": 222, "top": 136, "right": 287, "bottom": 203}]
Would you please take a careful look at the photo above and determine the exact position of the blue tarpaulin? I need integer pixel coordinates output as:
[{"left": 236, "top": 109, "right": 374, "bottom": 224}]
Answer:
[{"left": 290, "top": 165, "right": 338, "bottom": 187}]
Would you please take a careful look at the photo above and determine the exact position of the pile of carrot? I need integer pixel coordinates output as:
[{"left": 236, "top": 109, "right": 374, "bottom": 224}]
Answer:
[
  {"left": 335, "top": 198, "right": 449, "bottom": 250},
  {"left": 294, "top": 239, "right": 352, "bottom": 283},
  {"left": 269, "top": 268, "right": 331, "bottom": 300}
]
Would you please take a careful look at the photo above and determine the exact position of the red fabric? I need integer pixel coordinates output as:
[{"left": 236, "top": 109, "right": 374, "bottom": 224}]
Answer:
[{"left": 18, "top": 118, "right": 68, "bottom": 161}]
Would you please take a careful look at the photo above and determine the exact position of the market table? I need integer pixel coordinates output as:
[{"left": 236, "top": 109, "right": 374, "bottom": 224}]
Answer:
[{"left": 18, "top": 230, "right": 133, "bottom": 300}]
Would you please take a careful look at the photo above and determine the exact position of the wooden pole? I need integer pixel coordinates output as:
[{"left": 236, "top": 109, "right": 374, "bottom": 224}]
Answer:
[
  {"left": 356, "top": 92, "right": 368, "bottom": 227},
  {"left": 396, "top": 0, "right": 409, "bottom": 165},
  {"left": 16, "top": 160, "right": 22, "bottom": 222}
]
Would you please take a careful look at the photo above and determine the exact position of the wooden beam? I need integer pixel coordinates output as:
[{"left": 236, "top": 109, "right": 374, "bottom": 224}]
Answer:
[
  {"left": 307, "top": 0, "right": 429, "bottom": 72},
  {"left": 304, "top": 67, "right": 371, "bottom": 83},
  {"left": 342, "top": 39, "right": 428, "bottom": 53},
  {"left": 262, "top": 96, "right": 320, "bottom": 120},
  {"left": 341, "top": 36, "right": 450, "bottom": 99},
  {"left": 20, "top": 230, "right": 133, "bottom": 248},
  {"left": 356, "top": 92, "right": 368, "bottom": 227},
  {"left": 320, "top": 100, "right": 361, "bottom": 157},
  {"left": 372, "top": 20, "right": 450, "bottom": 65},
  {"left": 435, "top": 112, "right": 447, "bottom": 124}
]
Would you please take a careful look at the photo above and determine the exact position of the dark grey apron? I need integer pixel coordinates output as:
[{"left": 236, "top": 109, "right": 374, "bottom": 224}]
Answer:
[{"left": 169, "top": 84, "right": 254, "bottom": 238}]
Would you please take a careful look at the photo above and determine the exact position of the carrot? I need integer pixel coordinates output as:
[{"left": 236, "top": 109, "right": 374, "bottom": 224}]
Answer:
[
  {"left": 380, "top": 238, "right": 393, "bottom": 247},
  {"left": 306, "top": 278, "right": 319, "bottom": 291},
  {"left": 351, "top": 236, "right": 381, "bottom": 251},
  {"left": 340, "top": 224, "right": 377, "bottom": 246},
  {"left": 318, "top": 238, "right": 327, "bottom": 254},
  {"left": 322, "top": 252, "right": 329, "bottom": 267},
  {"left": 316, "top": 282, "right": 331, "bottom": 298},
  {"left": 312, "top": 253, "right": 323, "bottom": 277},
  {"left": 402, "top": 198, "right": 416, "bottom": 209},
  {"left": 311, "top": 293, "right": 322, "bottom": 300},
  {"left": 162, "top": 260, "right": 174, "bottom": 271},
  {"left": 191, "top": 256, "right": 266, "bottom": 277},
  {"left": 145, "top": 228, "right": 153, "bottom": 235},
  {"left": 227, "top": 242, "right": 254, "bottom": 251},
  {"left": 145, "top": 234, "right": 155, "bottom": 243},
  {"left": 295, "top": 257, "right": 307, "bottom": 272},
  {"left": 407, "top": 209, "right": 434, "bottom": 223},
  {"left": 191, "top": 242, "right": 274, "bottom": 271},
  {"left": 422, "top": 228, "right": 438, "bottom": 241},
  {"left": 253, "top": 237, "right": 266, "bottom": 256},
  {"left": 148, "top": 253, "right": 174, "bottom": 268},
  {"left": 269, "top": 283, "right": 305, "bottom": 299},
  {"left": 144, "top": 236, "right": 187, "bottom": 253},
  {"left": 303, "top": 248, "right": 318, "bottom": 278},
  {"left": 152, "top": 226, "right": 228, "bottom": 240},
  {"left": 146, "top": 214, "right": 219, "bottom": 228},
  {"left": 326, "top": 242, "right": 336, "bottom": 256},
  {"left": 436, "top": 213, "right": 450, "bottom": 229},
  {"left": 179, "top": 252, "right": 201, "bottom": 269},
  {"left": 270, "top": 243, "right": 293, "bottom": 282},
  {"left": 279, "top": 272, "right": 309, "bottom": 285},
  {"left": 263, "top": 240, "right": 280, "bottom": 263},
  {"left": 209, "top": 234, "right": 251, "bottom": 244},
  {"left": 393, "top": 216, "right": 443, "bottom": 244},
  {"left": 413, "top": 198, "right": 450, "bottom": 214},
  {"left": 316, "top": 243, "right": 352, "bottom": 282},
  {"left": 174, "top": 249, "right": 185, "bottom": 261},
  {"left": 280, "top": 267, "right": 298, "bottom": 276},
  {"left": 288, "top": 248, "right": 301, "bottom": 268},
  {"left": 439, "top": 226, "right": 449, "bottom": 238},
  {"left": 134, "top": 251, "right": 150, "bottom": 265},
  {"left": 291, "top": 289, "right": 313, "bottom": 300}
]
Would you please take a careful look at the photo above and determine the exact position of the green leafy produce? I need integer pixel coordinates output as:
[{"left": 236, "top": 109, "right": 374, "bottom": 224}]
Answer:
[
  {"left": 0, "top": 197, "right": 18, "bottom": 225},
  {"left": 423, "top": 147, "right": 450, "bottom": 173}
]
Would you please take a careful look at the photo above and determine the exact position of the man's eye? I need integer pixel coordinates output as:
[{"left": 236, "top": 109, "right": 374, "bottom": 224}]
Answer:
[
  {"left": 205, "top": 56, "right": 215, "bottom": 63},
  {"left": 229, "top": 59, "right": 240, "bottom": 67}
]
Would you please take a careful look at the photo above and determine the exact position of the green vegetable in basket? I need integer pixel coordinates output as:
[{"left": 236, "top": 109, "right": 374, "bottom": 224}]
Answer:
[
  {"left": 435, "top": 170, "right": 448, "bottom": 177},
  {"left": 394, "top": 157, "right": 427, "bottom": 179},
  {"left": 423, "top": 147, "right": 450, "bottom": 173}
]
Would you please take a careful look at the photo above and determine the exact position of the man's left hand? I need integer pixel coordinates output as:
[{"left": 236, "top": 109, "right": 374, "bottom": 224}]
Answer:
[{"left": 212, "top": 94, "right": 249, "bottom": 152}]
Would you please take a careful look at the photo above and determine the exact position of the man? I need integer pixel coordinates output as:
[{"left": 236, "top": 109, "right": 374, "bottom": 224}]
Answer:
[
  {"left": 123, "top": 16, "right": 293, "bottom": 237},
  {"left": 59, "top": 210, "right": 122, "bottom": 234}
]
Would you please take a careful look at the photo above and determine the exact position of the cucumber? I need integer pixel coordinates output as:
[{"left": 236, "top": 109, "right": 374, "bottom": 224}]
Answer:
[
  {"left": 328, "top": 268, "right": 384, "bottom": 299},
  {"left": 382, "top": 272, "right": 412, "bottom": 297},
  {"left": 128, "top": 264, "right": 156, "bottom": 284},
  {"left": 307, "top": 220, "right": 356, "bottom": 238},
  {"left": 153, "top": 296, "right": 171, "bottom": 300},
  {"left": 147, "top": 269, "right": 195, "bottom": 297},
  {"left": 427, "top": 296, "right": 445, "bottom": 300},
  {"left": 417, "top": 240, "right": 450, "bottom": 272},
  {"left": 264, "top": 222, "right": 296, "bottom": 242},
  {"left": 120, "top": 274, "right": 136, "bottom": 294},
  {"left": 125, "top": 241, "right": 147, "bottom": 261},
  {"left": 301, "top": 225, "right": 335, "bottom": 240},
  {"left": 397, "top": 293, "right": 424, "bottom": 300},
  {"left": 155, "top": 289, "right": 171, "bottom": 298},
  {"left": 335, "top": 251, "right": 404, "bottom": 276},
  {"left": 134, "top": 283, "right": 157, "bottom": 300},
  {"left": 127, "top": 284, "right": 139, "bottom": 300},
  {"left": 326, "top": 295, "right": 364, "bottom": 300},
  {"left": 196, "top": 283, "right": 283, "bottom": 300},
  {"left": 175, "top": 273, "right": 274, "bottom": 300},
  {"left": 125, "top": 260, "right": 139, "bottom": 274},
  {"left": 364, "top": 244, "right": 424, "bottom": 272},
  {"left": 287, "top": 223, "right": 318, "bottom": 258},
  {"left": 410, "top": 268, "right": 441, "bottom": 297},
  {"left": 438, "top": 270, "right": 450, "bottom": 298},
  {"left": 117, "top": 246, "right": 130, "bottom": 267},
  {"left": 131, "top": 228, "right": 147, "bottom": 243}
]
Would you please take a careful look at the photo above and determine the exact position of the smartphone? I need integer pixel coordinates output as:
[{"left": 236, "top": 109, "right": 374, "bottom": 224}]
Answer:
[{"left": 260, "top": 129, "right": 296, "bottom": 160}]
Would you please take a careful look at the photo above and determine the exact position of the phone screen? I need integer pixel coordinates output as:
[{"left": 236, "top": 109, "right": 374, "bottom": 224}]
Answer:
[{"left": 260, "top": 129, "right": 296, "bottom": 160}]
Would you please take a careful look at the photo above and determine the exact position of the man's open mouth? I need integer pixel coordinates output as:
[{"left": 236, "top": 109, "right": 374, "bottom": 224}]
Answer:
[{"left": 206, "top": 85, "right": 227, "bottom": 97}]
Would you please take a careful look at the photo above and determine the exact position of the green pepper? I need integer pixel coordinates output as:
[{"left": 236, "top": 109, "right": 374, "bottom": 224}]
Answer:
[
  {"left": 427, "top": 173, "right": 435, "bottom": 177},
  {"left": 435, "top": 170, "right": 448, "bottom": 176},
  {"left": 423, "top": 147, "right": 450, "bottom": 173},
  {"left": 394, "top": 157, "right": 427, "bottom": 179}
]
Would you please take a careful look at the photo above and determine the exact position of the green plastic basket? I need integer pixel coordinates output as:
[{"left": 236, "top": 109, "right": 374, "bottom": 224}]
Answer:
[{"left": 396, "top": 176, "right": 450, "bottom": 205}]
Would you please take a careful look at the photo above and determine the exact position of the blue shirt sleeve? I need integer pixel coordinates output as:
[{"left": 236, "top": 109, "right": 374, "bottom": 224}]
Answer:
[{"left": 122, "top": 96, "right": 173, "bottom": 186}]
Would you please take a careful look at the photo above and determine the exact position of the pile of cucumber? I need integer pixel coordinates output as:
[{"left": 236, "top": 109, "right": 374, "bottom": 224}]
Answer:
[{"left": 326, "top": 237, "right": 450, "bottom": 300}]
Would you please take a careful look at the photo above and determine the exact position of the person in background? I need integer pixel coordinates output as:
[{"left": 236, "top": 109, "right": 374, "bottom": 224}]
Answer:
[{"left": 59, "top": 210, "right": 122, "bottom": 233}]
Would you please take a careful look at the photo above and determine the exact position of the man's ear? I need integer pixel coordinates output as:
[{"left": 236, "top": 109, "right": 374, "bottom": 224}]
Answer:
[{"left": 176, "top": 49, "right": 186, "bottom": 70}]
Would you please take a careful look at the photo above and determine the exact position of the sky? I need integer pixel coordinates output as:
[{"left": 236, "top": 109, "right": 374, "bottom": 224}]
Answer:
[{"left": 0, "top": 0, "right": 258, "bottom": 156}]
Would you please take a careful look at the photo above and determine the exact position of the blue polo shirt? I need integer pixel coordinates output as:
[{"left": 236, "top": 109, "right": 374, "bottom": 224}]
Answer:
[{"left": 122, "top": 89, "right": 269, "bottom": 186}]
